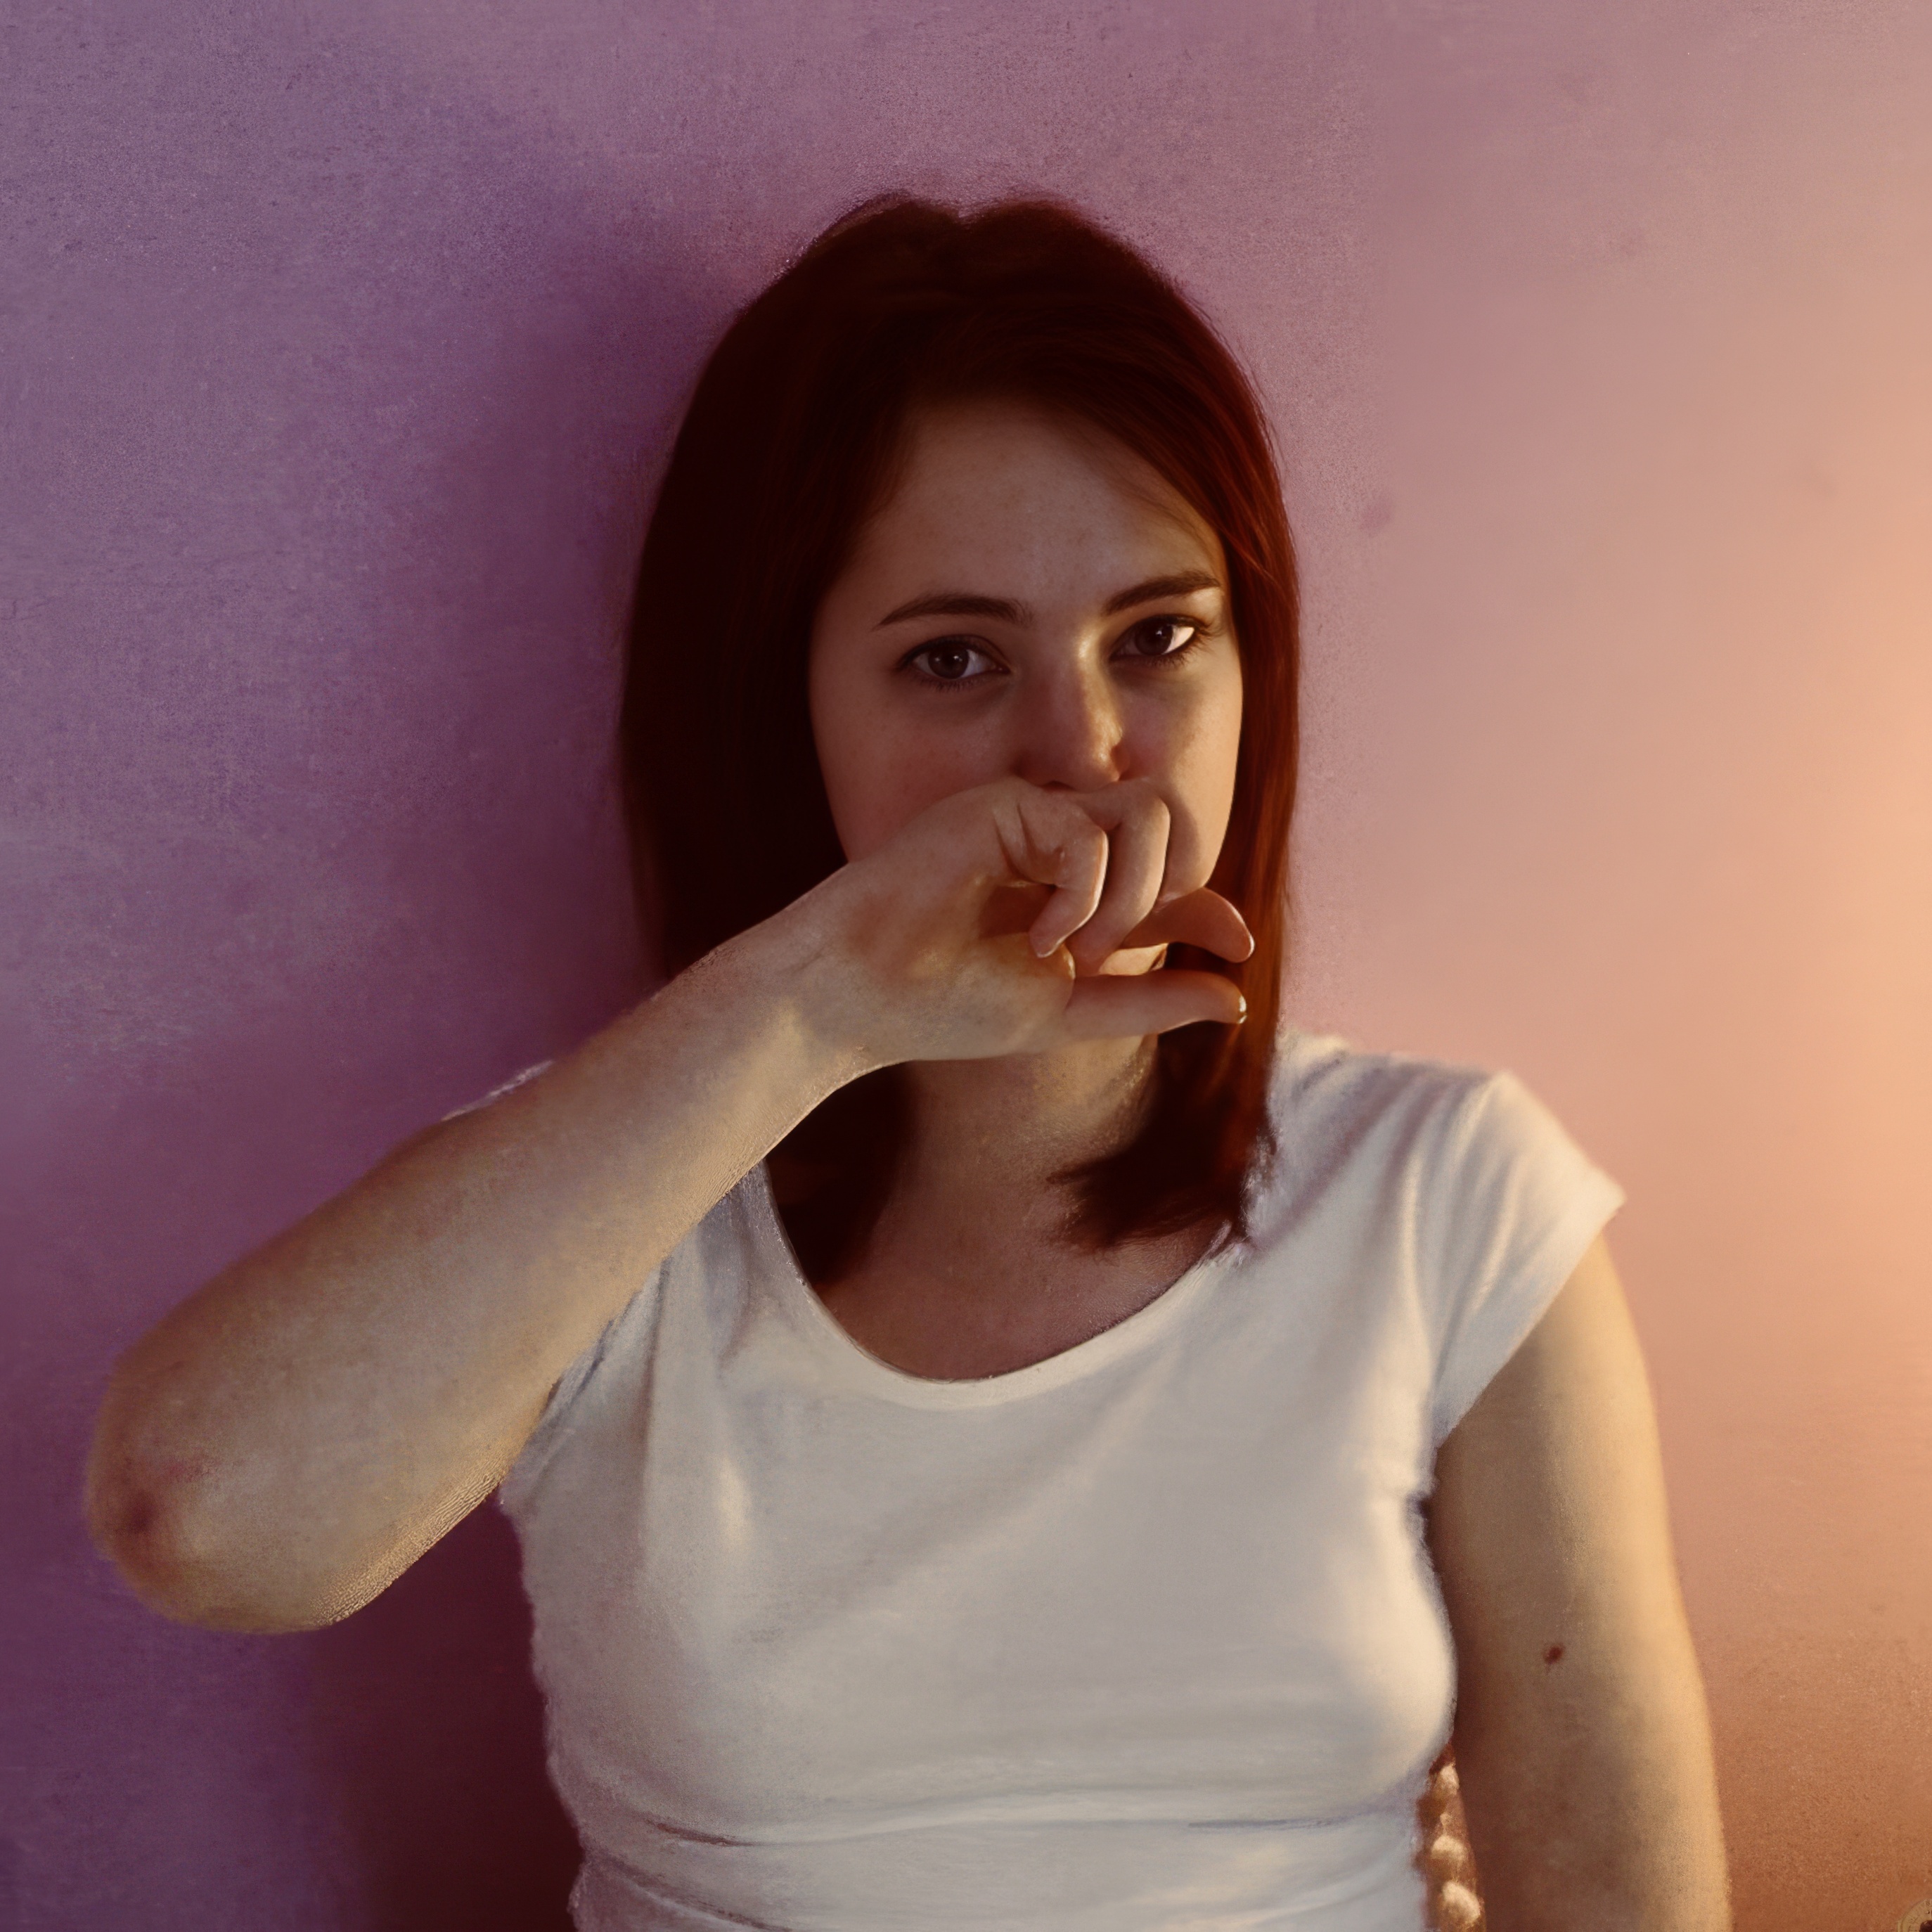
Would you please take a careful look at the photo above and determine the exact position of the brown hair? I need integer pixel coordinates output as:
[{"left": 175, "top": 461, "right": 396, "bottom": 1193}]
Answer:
[{"left": 617, "top": 193, "right": 1300, "bottom": 1282}]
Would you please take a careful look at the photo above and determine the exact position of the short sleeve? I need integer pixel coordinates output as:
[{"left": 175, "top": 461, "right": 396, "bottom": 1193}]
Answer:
[{"left": 1424, "top": 1069, "right": 1626, "bottom": 1450}]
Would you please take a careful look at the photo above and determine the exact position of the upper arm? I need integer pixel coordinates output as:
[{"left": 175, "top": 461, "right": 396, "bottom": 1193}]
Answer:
[{"left": 1425, "top": 1232, "right": 1732, "bottom": 1927}]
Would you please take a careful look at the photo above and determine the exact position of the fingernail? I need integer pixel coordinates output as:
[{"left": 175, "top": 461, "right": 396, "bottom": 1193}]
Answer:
[{"left": 1235, "top": 994, "right": 1249, "bottom": 1022}]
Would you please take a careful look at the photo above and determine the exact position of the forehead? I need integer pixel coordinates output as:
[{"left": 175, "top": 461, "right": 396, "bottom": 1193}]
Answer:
[{"left": 849, "top": 399, "right": 1225, "bottom": 583}]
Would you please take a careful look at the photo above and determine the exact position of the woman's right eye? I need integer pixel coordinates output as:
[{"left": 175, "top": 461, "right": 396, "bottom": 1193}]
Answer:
[{"left": 907, "top": 640, "right": 998, "bottom": 685}]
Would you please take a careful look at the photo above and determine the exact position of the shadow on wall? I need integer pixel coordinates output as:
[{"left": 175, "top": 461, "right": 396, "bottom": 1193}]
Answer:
[
  {"left": 39, "top": 63, "right": 746, "bottom": 1919},
  {"left": 261, "top": 72, "right": 796, "bottom": 1893},
  {"left": 305, "top": 1502, "right": 579, "bottom": 1931},
  {"left": 288, "top": 202, "right": 736, "bottom": 1922},
  {"left": 286, "top": 223, "right": 714, "bottom": 1928}
]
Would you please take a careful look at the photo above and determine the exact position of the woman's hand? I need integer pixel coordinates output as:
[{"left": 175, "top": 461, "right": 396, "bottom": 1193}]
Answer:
[{"left": 780, "top": 774, "right": 1254, "bottom": 1073}]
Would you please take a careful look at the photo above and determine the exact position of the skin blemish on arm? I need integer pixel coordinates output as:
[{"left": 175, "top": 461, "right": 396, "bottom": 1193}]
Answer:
[{"left": 1543, "top": 1643, "right": 1565, "bottom": 1666}]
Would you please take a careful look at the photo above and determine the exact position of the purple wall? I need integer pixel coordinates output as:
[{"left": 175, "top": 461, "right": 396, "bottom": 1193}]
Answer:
[{"left": 7, "top": 4, "right": 1928, "bottom": 1926}]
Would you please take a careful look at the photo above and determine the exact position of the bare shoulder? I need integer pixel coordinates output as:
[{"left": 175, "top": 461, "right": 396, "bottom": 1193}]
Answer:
[{"left": 1425, "top": 1234, "right": 1732, "bottom": 1926}]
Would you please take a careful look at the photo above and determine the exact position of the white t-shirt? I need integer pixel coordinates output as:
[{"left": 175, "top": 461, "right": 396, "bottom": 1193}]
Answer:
[{"left": 469, "top": 1028, "right": 1625, "bottom": 1931}]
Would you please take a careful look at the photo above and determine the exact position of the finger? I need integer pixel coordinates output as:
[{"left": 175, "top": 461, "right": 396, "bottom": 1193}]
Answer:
[
  {"left": 1062, "top": 785, "right": 1172, "bottom": 974},
  {"left": 1107, "top": 774, "right": 1212, "bottom": 907},
  {"left": 1054, "top": 776, "right": 1220, "bottom": 967},
  {"left": 1000, "top": 790, "right": 1110, "bottom": 958},
  {"left": 1029, "top": 823, "right": 1110, "bottom": 958},
  {"left": 1054, "top": 967, "right": 1248, "bottom": 1041},
  {"left": 1118, "top": 887, "right": 1256, "bottom": 963}
]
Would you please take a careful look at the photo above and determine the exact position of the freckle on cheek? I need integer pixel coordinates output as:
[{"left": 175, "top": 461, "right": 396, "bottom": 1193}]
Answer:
[{"left": 1543, "top": 1644, "right": 1565, "bottom": 1665}]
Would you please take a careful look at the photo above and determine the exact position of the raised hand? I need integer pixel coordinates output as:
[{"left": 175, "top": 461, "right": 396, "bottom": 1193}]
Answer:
[{"left": 780, "top": 773, "right": 1254, "bottom": 1073}]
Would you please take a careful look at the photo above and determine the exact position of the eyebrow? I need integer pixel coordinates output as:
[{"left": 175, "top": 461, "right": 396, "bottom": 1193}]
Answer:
[{"left": 873, "top": 572, "right": 1224, "bottom": 629}]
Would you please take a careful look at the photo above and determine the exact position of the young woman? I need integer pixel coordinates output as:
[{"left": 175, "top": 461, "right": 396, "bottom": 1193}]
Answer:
[{"left": 86, "top": 196, "right": 1731, "bottom": 1929}]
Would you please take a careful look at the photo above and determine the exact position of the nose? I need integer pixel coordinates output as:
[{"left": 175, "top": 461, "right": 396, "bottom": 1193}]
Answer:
[{"left": 1010, "top": 653, "right": 1127, "bottom": 792}]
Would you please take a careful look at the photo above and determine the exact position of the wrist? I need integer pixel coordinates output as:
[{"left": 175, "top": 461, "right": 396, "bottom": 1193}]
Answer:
[{"left": 710, "top": 894, "right": 886, "bottom": 1095}]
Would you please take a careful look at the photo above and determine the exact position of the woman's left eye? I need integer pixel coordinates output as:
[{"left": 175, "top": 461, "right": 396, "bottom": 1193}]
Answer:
[{"left": 1118, "top": 616, "right": 1206, "bottom": 660}]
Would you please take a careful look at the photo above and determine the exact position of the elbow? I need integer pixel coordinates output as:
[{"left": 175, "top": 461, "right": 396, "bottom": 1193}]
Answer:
[
  {"left": 84, "top": 1419, "right": 194, "bottom": 1600},
  {"left": 89, "top": 1503, "right": 361, "bottom": 1635},
  {"left": 84, "top": 1454, "right": 246, "bottom": 1630},
  {"left": 84, "top": 1433, "right": 355, "bottom": 1637}
]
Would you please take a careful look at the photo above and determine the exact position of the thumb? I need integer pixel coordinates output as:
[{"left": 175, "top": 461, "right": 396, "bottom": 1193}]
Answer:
[{"left": 1055, "top": 967, "right": 1248, "bottom": 1041}]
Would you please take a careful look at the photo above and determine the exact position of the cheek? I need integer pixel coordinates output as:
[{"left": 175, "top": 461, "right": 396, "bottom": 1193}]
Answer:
[
  {"left": 809, "top": 650, "right": 883, "bottom": 858},
  {"left": 1156, "top": 677, "right": 1243, "bottom": 830},
  {"left": 820, "top": 754, "right": 936, "bottom": 862},
  {"left": 811, "top": 676, "right": 984, "bottom": 863}
]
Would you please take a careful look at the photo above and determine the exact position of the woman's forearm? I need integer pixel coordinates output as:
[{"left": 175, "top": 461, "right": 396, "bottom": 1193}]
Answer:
[{"left": 84, "top": 910, "right": 863, "bottom": 1635}]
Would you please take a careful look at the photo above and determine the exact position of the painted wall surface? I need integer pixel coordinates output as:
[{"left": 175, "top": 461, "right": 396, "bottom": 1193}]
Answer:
[{"left": 5, "top": 3, "right": 1927, "bottom": 1926}]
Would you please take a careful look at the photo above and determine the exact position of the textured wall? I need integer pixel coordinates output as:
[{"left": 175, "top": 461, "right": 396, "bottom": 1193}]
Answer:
[{"left": 5, "top": 2, "right": 1927, "bottom": 1926}]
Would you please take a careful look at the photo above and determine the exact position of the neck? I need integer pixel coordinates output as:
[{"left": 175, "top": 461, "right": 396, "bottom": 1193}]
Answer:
[{"left": 887, "top": 1036, "right": 1159, "bottom": 1250}]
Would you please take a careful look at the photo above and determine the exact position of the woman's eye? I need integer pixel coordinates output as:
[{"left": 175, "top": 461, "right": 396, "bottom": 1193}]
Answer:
[
  {"left": 1120, "top": 617, "right": 1204, "bottom": 659},
  {"left": 912, "top": 640, "right": 996, "bottom": 682}
]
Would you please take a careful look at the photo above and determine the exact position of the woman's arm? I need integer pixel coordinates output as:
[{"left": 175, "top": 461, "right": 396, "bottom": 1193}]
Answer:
[
  {"left": 84, "top": 914, "right": 865, "bottom": 1637},
  {"left": 86, "top": 773, "right": 1247, "bottom": 1638},
  {"left": 1425, "top": 1233, "right": 1732, "bottom": 1929}
]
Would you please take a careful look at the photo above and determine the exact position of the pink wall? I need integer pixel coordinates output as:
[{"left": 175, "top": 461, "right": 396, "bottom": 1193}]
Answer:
[{"left": 6, "top": 3, "right": 1926, "bottom": 1926}]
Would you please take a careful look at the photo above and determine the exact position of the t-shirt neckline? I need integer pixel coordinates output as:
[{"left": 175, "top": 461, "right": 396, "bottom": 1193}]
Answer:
[{"left": 745, "top": 1159, "right": 1244, "bottom": 1410}]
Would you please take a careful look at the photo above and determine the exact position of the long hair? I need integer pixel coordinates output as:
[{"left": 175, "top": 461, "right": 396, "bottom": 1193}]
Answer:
[{"left": 617, "top": 194, "right": 1300, "bottom": 1282}]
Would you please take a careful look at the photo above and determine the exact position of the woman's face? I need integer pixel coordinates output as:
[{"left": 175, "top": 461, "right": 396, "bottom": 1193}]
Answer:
[{"left": 809, "top": 398, "right": 1244, "bottom": 977}]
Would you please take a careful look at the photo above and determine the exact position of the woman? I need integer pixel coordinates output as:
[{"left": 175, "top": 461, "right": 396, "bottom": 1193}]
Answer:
[{"left": 86, "top": 196, "right": 1730, "bottom": 1928}]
